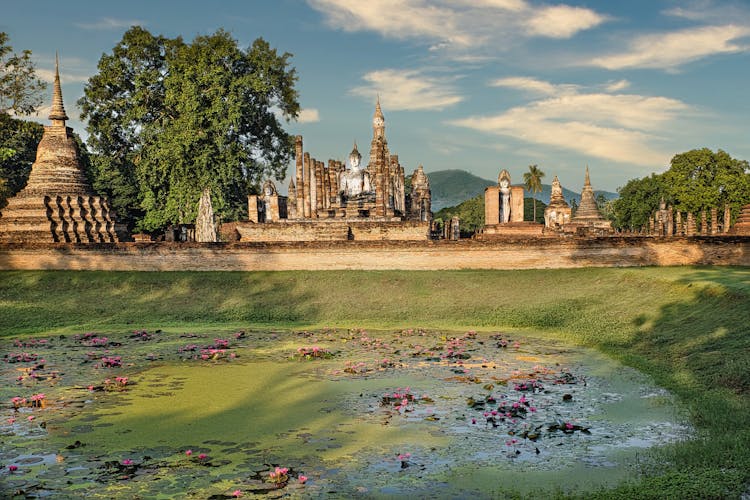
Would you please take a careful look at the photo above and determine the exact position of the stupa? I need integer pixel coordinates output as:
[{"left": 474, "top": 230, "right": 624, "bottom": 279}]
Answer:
[
  {"left": 543, "top": 175, "right": 572, "bottom": 228},
  {"left": 569, "top": 167, "right": 611, "bottom": 231},
  {"left": 730, "top": 203, "right": 750, "bottom": 235},
  {"left": 0, "top": 56, "right": 124, "bottom": 243}
]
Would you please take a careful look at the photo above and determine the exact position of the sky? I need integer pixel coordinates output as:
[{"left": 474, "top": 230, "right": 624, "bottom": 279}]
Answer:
[{"left": 3, "top": 0, "right": 750, "bottom": 193}]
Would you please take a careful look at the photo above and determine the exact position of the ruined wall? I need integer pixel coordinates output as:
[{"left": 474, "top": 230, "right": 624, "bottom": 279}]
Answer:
[{"left": 1, "top": 237, "right": 748, "bottom": 271}]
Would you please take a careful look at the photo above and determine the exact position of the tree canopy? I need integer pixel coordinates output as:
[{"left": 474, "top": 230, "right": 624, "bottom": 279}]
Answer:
[
  {"left": 79, "top": 27, "right": 300, "bottom": 231},
  {"left": 0, "top": 32, "right": 47, "bottom": 116},
  {"left": 612, "top": 148, "right": 750, "bottom": 230}
]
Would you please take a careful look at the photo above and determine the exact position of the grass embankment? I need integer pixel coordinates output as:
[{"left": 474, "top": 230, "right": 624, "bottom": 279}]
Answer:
[{"left": 1, "top": 267, "right": 749, "bottom": 498}]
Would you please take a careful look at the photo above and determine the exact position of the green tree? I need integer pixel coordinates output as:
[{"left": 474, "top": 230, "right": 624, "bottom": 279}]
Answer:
[
  {"left": 79, "top": 27, "right": 300, "bottom": 232},
  {"left": 663, "top": 148, "right": 750, "bottom": 217},
  {"left": 0, "top": 32, "right": 47, "bottom": 115},
  {"left": 522, "top": 164, "right": 544, "bottom": 222},
  {"left": 434, "top": 194, "right": 485, "bottom": 236},
  {"left": 0, "top": 112, "right": 44, "bottom": 207},
  {"left": 611, "top": 174, "right": 666, "bottom": 230},
  {"left": 523, "top": 197, "right": 547, "bottom": 223}
]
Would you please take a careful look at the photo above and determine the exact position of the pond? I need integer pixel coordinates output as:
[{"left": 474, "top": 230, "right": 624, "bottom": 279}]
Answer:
[{"left": 1, "top": 328, "right": 690, "bottom": 498}]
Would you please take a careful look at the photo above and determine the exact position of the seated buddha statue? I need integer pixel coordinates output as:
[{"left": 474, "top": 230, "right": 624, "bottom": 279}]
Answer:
[{"left": 339, "top": 142, "right": 372, "bottom": 201}]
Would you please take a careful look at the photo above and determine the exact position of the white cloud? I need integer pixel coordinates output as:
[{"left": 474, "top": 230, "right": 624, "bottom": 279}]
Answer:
[
  {"left": 307, "top": 0, "right": 606, "bottom": 55},
  {"left": 350, "top": 69, "right": 463, "bottom": 111},
  {"left": 450, "top": 77, "right": 689, "bottom": 167},
  {"left": 525, "top": 5, "right": 607, "bottom": 39},
  {"left": 590, "top": 25, "right": 750, "bottom": 70},
  {"left": 604, "top": 79, "right": 630, "bottom": 92},
  {"left": 490, "top": 76, "right": 577, "bottom": 96},
  {"left": 297, "top": 108, "right": 321, "bottom": 123},
  {"left": 36, "top": 68, "right": 89, "bottom": 85},
  {"left": 75, "top": 17, "right": 145, "bottom": 31}
]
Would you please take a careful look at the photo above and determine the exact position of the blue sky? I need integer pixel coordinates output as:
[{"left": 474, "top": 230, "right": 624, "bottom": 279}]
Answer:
[{"left": 3, "top": 0, "right": 750, "bottom": 193}]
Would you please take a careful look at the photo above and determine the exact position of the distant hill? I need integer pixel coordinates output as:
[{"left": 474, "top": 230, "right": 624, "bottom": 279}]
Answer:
[
  {"left": 428, "top": 170, "right": 495, "bottom": 211},
  {"left": 429, "top": 169, "right": 617, "bottom": 211}
]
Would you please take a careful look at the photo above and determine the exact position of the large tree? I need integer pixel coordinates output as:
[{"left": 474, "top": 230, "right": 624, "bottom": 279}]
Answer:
[
  {"left": 611, "top": 148, "right": 750, "bottom": 230},
  {"left": 522, "top": 164, "right": 544, "bottom": 223},
  {"left": 663, "top": 148, "right": 749, "bottom": 216},
  {"left": 0, "top": 113, "right": 44, "bottom": 207},
  {"left": 79, "top": 27, "right": 299, "bottom": 232},
  {"left": 0, "top": 32, "right": 47, "bottom": 116}
]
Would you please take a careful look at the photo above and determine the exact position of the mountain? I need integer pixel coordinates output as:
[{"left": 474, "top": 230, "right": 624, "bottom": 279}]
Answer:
[{"left": 428, "top": 169, "right": 617, "bottom": 211}]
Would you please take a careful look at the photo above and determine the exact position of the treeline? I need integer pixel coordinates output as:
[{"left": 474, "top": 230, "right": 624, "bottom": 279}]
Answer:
[{"left": 613, "top": 149, "right": 750, "bottom": 230}]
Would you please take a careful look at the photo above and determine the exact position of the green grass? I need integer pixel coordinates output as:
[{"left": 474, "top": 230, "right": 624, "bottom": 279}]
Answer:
[{"left": 1, "top": 266, "right": 749, "bottom": 498}]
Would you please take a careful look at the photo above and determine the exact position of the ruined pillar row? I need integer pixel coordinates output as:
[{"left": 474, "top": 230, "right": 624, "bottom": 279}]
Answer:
[
  {"left": 315, "top": 160, "right": 324, "bottom": 214},
  {"left": 303, "top": 152, "right": 312, "bottom": 218},
  {"left": 295, "top": 136, "right": 304, "bottom": 219}
]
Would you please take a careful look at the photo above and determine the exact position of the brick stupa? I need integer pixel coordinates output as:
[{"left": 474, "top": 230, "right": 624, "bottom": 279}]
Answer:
[
  {"left": 730, "top": 203, "right": 750, "bottom": 235},
  {"left": 570, "top": 167, "right": 611, "bottom": 228},
  {"left": 0, "top": 56, "right": 124, "bottom": 243}
]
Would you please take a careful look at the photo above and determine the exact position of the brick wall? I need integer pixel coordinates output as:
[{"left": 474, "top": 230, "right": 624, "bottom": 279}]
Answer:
[{"left": 0, "top": 237, "right": 748, "bottom": 271}]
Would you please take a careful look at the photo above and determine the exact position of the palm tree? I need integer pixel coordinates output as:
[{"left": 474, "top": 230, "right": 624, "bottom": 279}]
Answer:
[{"left": 523, "top": 164, "right": 545, "bottom": 222}]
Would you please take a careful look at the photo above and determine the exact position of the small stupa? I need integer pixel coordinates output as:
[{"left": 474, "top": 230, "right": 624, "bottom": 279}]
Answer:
[
  {"left": 543, "top": 175, "right": 571, "bottom": 228},
  {"left": 571, "top": 167, "right": 607, "bottom": 223},
  {"left": 0, "top": 55, "right": 124, "bottom": 243}
]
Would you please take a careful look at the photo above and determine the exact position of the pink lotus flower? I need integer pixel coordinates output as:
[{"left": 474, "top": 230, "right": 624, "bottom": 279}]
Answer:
[
  {"left": 565, "top": 422, "right": 574, "bottom": 430},
  {"left": 9, "top": 465, "right": 18, "bottom": 472},
  {"left": 185, "top": 449, "right": 192, "bottom": 456},
  {"left": 198, "top": 453, "right": 208, "bottom": 461},
  {"left": 27, "top": 415, "right": 34, "bottom": 421},
  {"left": 232, "top": 490, "right": 243, "bottom": 498},
  {"left": 298, "top": 475, "right": 308, "bottom": 484},
  {"left": 122, "top": 459, "right": 133, "bottom": 466}
]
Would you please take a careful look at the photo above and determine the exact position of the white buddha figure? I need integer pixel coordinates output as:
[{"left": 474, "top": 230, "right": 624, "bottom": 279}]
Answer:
[
  {"left": 339, "top": 142, "right": 372, "bottom": 201},
  {"left": 498, "top": 169, "right": 512, "bottom": 223}
]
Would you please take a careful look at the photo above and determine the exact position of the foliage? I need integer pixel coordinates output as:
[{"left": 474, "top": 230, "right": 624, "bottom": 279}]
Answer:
[
  {"left": 0, "top": 32, "right": 47, "bottom": 116},
  {"left": 79, "top": 27, "right": 300, "bottom": 231},
  {"left": 663, "top": 148, "right": 750, "bottom": 217},
  {"left": 0, "top": 112, "right": 43, "bottom": 207},
  {"left": 523, "top": 197, "right": 546, "bottom": 223},
  {"left": 434, "top": 194, "right": 484, "bottom": 236},
  {"left": 612, "top": 149, "right": 750, "bottom": 230},
  {"left": 611, "top": 175, "right": 668, "bottom": 230},
  {"left": 522, "top": 164, "right": 544, "bottom": 222}
]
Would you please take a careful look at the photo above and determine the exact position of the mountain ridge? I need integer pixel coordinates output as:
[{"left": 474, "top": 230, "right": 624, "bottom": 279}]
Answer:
[{"left": 428, "top": 169, "right": 618, "bottom": 211}]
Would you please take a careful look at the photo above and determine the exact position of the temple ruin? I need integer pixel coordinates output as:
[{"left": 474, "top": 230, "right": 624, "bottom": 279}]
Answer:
[
  {"left": 478, "top": 169, "right": 543, "bottom": 238},
  {"left": 236, "top": 100, "right": 432, "bottom": 241},
  {"left": 566, "top": 167, "right": 612, "bottom": 234},
  {"left": 0, "top": 57, "right": 125, "bottom": 243}
]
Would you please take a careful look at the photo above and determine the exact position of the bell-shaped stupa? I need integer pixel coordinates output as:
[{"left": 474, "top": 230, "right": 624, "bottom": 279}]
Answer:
[{"left": 0, "top": 55, "right": 125, "bottom": 243}]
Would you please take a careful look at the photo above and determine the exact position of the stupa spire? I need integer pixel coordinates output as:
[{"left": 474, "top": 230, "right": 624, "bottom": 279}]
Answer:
[
  {"left": 584, "top": 165, "right": 591, "bottom": 187},
  {"left": 48, "top": 52, "right": 68, "bottom": 125}
]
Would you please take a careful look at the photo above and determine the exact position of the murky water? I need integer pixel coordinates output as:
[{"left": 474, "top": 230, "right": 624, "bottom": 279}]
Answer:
[{"left": 1, "top": 329, "right": 690, "bottom": 498}]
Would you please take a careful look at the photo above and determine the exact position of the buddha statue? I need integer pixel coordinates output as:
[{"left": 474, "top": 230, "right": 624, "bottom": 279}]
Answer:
[
  {"left": 498, "top": 169, "right": 512, "bottom": 223},
  {"left": 339, "top": 142, "right": 372, "bottom": 201}
]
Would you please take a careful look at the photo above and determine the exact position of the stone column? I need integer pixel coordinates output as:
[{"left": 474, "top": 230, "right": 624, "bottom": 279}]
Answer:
[
  {"left": 247, "top": 195, "right": 259, "bottom": 223},
  {"left": 675, "top": 211, "right": 683, "bottom": 236},
  {"left": 667, "top": 206, "right": 674, "bottom": 237},
  {"left": 686, "top": 212, "right": 696, "bottom": 236},
  {"left": 295, "top": 136, "right": 304, "bottom": 218},
  {"left": 484, "top": 186, "right": 500, "bottom": 225},
  {"left": 303, "top": 152, "right": 312, "bottom": 218},
  {"left": 649, "top": 216, "right": 655, "bottom": 235},
  {"left": 710, "top": 207, "right": 718, "bottom": 235},
  {"left": 700, "top": 210, "right": 708, "bottom": 235},
  {"left": 724, "top": 204, "right": 732, "bottom": 233}
]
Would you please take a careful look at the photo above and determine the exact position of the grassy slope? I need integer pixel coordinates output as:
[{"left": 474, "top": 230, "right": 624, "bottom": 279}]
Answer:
[{"left": 1, "top": 267, "right": 749, "bottom": 498}]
